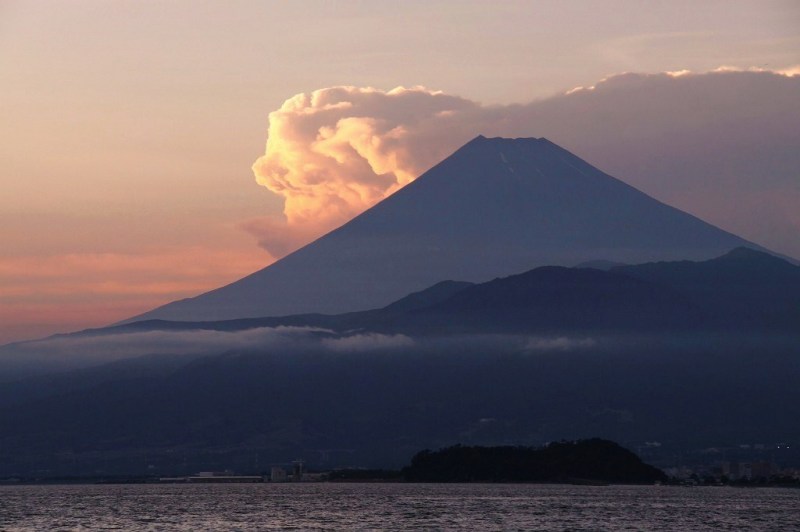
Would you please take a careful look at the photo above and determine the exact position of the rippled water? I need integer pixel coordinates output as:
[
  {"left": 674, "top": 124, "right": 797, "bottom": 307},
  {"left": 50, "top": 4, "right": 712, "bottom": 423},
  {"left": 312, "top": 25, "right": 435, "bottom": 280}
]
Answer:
[{"left": 1, "top": 483, "right": 798, "bottom": 531}]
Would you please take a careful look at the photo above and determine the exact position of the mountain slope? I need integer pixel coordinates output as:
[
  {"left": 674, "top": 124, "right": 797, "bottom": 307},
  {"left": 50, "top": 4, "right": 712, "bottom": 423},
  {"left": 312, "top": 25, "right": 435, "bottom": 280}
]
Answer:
[
  {"left": 393, "top": 266, "right": 700, "bottom": 334},
  {"left": 68, "top": 248, "right": 799, "bottom": 339},
  {"left": 615, "top": 247, "right": 800, "bottom": 329},
  {"left": 129, "top": 136, "right": 763, "bottom": 322},
  {"left": 377, "top": 247, "right": 798, "bottom": 334},
  {"left": 3, "top": 340, "right": 800, "bottom": 476}
]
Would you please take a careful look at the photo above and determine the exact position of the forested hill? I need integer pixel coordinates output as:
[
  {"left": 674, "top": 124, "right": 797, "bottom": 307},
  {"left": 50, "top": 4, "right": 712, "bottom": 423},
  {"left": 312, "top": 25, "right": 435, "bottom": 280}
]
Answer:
[{"left": 402, "top": 439, "right": 666, "bottom": 483}]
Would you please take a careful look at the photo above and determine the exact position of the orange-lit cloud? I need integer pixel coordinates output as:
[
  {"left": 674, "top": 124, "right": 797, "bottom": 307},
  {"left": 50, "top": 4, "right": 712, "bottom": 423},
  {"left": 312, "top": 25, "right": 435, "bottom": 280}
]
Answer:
[
  {"left": 250, "top": 86, "right": 487, "bottom": 255},
  {"left": 712, "top": 65, "right": 800, "bottom": 77},
  {"left": 249, "top": 69, "right": 800, "bottom": 261},
  {"left": 237, "top": 215, "right": 327, "bottom": 259}
]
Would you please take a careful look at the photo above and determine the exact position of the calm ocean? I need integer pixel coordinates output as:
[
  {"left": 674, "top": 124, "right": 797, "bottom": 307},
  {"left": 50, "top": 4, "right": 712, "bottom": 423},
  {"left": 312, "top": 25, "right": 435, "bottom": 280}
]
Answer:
[{"left": 1, "top": 483, "right": 798, "bottom": 530}]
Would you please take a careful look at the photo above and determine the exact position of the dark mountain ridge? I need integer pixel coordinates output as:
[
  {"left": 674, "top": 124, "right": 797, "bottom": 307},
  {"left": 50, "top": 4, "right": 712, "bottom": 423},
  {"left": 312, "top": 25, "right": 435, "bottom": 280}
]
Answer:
[{"left": 43, "top": 246, "right": 799, "bottom": 340}]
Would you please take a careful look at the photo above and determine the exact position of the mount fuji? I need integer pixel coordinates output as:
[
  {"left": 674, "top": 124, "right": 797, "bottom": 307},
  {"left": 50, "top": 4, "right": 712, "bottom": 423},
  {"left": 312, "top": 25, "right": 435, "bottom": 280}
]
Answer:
[{"left": 129, "top": 136, "right": 763, "bottom": 323}]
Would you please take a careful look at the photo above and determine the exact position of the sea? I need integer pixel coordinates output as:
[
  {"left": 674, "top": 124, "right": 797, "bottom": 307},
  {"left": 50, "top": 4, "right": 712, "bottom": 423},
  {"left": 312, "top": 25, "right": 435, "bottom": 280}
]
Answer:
[{"left": 1, "top": 483, "right": 798, "bottom": 531}]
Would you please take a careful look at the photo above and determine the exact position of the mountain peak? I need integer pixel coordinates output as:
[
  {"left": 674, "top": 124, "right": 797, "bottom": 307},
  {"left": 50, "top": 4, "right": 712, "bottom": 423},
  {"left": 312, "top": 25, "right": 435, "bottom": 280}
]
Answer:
[
  {"left": 711, "top": 246, "right": 797, "bottom": 270},
  {"left": 126, "top": 137, "right": 767, "bottom": 323},
  {"left": 462, "top": 135, "right": 556, "bottom": 153},
  {"left": 470, "top": 134, "right": 549, "bottom": 143},
  {"left": 718, "top": 246, "right": 776, "bottom": 261}
]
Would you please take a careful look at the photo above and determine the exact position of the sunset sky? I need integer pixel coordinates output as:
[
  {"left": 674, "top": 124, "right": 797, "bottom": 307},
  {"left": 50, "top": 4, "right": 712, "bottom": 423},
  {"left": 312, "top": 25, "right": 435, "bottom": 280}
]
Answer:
[{"left": 1, "top": 0, "right": 799, "bottom": 343}]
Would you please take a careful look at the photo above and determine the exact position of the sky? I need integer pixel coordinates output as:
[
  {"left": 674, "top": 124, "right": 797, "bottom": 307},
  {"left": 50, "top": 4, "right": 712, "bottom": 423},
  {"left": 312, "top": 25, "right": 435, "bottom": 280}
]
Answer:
[{"left": 1, "top": 0, "right": 799, "bottom": 344}]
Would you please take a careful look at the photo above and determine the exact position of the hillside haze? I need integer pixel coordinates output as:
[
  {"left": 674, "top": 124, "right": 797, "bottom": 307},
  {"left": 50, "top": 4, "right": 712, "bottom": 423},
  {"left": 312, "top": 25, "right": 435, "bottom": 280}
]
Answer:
[{"left": 129, "top": 136, "right": 758, "bottom": 323}]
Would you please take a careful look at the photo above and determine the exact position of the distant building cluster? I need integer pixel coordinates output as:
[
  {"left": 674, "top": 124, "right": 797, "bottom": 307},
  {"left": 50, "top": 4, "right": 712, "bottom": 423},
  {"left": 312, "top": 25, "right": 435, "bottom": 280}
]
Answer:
[
  {"left": 637, "top": 440, "right": 799, "bottom": 485},
  {"left": 662, "top": 461, "right": 800, "bottom": 484},
  {"left": 159, "top": 459, "right": 327, "bottom": 484},
  {"left": 159, "top": 470, "right": 262, "bottom": 483},
  {"left": 269, "top": 460, "right": 321, "bottom": 483},
  {"left": 664, "top": 461, "right": 796, "bottom": 482},
  {"left": 720, "top": 461, "right": 773, "bottom": 481}
]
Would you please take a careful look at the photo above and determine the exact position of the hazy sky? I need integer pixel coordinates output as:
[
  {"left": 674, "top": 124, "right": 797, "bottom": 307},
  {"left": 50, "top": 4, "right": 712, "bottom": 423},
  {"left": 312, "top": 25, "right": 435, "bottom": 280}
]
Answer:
[{"left": 1, "top": 0, "right": 798, "bottom": 343}]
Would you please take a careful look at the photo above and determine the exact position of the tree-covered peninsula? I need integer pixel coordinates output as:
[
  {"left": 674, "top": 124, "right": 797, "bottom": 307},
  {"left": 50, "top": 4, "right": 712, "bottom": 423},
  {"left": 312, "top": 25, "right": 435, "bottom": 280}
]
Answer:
[{"left": 401, "top": 439, "right": 666, "bottom": 484}]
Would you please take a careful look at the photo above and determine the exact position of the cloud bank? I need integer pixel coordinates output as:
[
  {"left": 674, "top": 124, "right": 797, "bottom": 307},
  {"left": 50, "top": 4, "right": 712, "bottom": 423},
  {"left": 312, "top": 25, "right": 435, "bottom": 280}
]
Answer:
[
  {"left": 248, "top": 68, "right": 800, "bottom": 259},
  {"left": 0, "top": 326, "right": 412, "bottom": 379},
  {"left": 321, "top": 332, "right": 415, "bottom": 353},
  {"left": 525, "top": 336, "right": 597, "bottom": 352},
  {"left": 0, "top": 326, "right": 594, "bottom": 379}
]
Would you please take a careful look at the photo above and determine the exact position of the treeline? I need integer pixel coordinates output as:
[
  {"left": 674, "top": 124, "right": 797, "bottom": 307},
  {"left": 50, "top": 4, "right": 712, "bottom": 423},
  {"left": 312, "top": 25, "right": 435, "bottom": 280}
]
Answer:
[{"left": 402, "top": 439, "right": 666, "bottom": 483}]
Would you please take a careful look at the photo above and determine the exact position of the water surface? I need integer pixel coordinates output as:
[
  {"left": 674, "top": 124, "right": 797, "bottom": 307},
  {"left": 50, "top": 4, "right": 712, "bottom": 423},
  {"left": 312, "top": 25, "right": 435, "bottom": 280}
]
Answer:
[{"left": 1, "top": 483, "right": 797, "bottom": 530}]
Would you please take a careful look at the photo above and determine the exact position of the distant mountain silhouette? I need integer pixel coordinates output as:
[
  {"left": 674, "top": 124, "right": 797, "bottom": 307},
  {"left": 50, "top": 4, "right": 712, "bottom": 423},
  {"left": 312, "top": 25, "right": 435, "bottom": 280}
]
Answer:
[
  {"left": 127, "top": 136, "right": 766, "bottom": 323},
  {"left": 574, "top": 259, "right": 627, "bottom": 271},
  {"left": 615, "top": 247, "right": 800, "bottom": 330},
  {"left": 394, "top": 266, "right": 696, "bottom": 334},
  {"left": 87, "top": 248, "right": 799, "bottom": 337},
  {"left": 381, "top": 281, "right": 475, "bottom": 313}
]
